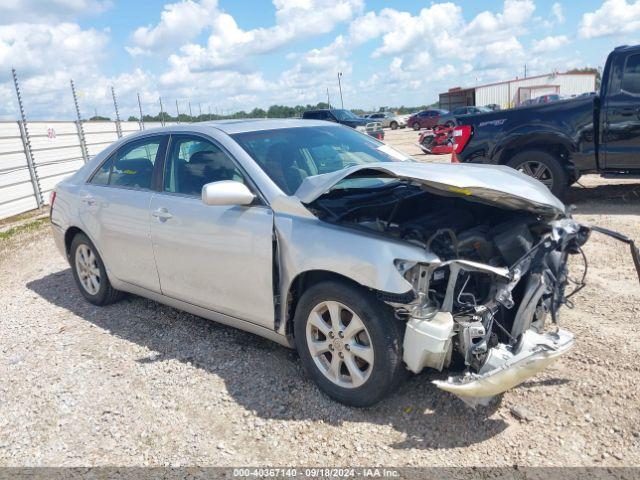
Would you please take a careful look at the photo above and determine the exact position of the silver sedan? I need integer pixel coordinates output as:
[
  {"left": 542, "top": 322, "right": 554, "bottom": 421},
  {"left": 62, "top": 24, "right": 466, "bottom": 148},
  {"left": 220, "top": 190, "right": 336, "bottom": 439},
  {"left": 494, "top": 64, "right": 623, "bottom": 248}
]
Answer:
[{"left": 51, "top": 119, "right": 631, "bottom": 407}]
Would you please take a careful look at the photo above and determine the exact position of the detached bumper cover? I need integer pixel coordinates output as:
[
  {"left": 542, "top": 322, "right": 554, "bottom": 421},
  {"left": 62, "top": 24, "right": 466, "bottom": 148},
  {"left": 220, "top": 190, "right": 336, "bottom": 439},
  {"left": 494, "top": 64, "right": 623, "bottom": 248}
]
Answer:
[{"left": 433, "top": 329, "right": 574, "bottom": 401}]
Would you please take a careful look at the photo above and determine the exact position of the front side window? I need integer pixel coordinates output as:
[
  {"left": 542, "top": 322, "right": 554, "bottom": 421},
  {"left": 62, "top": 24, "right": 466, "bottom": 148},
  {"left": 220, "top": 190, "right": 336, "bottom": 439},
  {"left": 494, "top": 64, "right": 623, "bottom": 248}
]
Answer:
[
  {"left": 232, "top": 126, "right": 412, "bottom": 195},
  {"left": 622, "top": 54, "right": 640, "bottom": 94},
  {"left": 163, "top": 136, "right": 246, "bottom": 196},
  {"left": 89, "top": 137, "right": 162, "bottom": 189}
]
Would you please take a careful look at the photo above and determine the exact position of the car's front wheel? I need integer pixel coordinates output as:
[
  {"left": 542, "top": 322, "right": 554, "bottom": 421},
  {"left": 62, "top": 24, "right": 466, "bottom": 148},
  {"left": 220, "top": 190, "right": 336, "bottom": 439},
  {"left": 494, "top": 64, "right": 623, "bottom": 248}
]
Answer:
[
  {"left": 294, "top": 280, "right": 406, "bottom": 407},
  {"left": 70, "top": 232, "right": 123, "bottom": 306},
  {"left": 412, "top": 122, "right": 420, "bottom": 130},
  {"left": 390, "top": 121, "right": 398, "bottom": 130}
]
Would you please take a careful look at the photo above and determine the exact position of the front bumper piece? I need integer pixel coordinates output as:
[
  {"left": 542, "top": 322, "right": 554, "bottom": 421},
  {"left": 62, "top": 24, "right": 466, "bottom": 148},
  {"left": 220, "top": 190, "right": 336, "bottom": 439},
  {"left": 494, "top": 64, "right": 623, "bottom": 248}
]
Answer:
[{"left": 433, "top": 328, "right": 574, "bottom": 406}]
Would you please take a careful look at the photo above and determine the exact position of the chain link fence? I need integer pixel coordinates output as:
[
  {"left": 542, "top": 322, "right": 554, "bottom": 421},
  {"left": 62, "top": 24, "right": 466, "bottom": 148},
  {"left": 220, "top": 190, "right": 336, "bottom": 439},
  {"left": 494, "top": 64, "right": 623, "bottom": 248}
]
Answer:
[{"left": 0, "top": 70, "right": 189, "bottom": 220}]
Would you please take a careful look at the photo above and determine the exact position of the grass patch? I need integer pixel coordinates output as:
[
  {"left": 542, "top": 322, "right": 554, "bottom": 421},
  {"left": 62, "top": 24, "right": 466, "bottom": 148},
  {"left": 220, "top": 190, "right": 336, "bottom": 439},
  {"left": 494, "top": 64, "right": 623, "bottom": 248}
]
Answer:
[{"left": 0, "top": 218, "right": 48, "bottom": 241}]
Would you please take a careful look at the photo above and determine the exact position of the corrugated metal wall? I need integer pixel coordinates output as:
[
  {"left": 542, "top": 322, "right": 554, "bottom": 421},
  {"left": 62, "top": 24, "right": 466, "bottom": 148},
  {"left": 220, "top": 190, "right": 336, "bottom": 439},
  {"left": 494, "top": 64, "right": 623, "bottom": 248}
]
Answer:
[
  {"left": 0, "top": 120, "right": 176, "bottom": 220},
  {"left": 474, "top": 73, "right": 596, "bottom": 108}
]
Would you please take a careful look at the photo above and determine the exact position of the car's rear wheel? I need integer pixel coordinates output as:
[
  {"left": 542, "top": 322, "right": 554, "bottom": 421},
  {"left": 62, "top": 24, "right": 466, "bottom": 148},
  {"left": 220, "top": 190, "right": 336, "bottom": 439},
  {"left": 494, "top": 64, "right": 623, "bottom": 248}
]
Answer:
[
  {"left": 506, "top": 150, "right": 567, "bottom": 198},
  {"left": 412, "top": 122, "right": 420, "bottom": 130},
  {"left": 294, "top": 280, "right": 406, "bottom": 407},
  {"left": 390, "top": 121, "right": 398, "bottom": 130},
  {"left": 70, "top": 233, "right": 123, "bottom": 306}
]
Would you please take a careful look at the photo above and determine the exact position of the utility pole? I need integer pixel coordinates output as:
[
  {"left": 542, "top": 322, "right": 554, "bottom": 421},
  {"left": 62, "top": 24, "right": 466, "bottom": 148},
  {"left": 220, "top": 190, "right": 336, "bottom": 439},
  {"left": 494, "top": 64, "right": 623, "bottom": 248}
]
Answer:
[
  {"left": 188, "top": 100, "right": 193, "bottom": 120},
  {"left": 175, "top": 100, "right": 180, "bottom": 123},
  {"left": 198, "top": 103, "right": 202, "bottom": 119},
  {"left": 137, "top": 92, "right": 144, "bottom": 130},
  {"left": 326, "top": 88, "right": 331, "bottom": 109},
  {"left": 524, "top": 64, "right": 527, "bottom": 78},
  {"left": 159, "top": 97, "right": 165, "bottom": 126},
  {"left": 337, "top": 72, "right": 344, "bottom": 109}
]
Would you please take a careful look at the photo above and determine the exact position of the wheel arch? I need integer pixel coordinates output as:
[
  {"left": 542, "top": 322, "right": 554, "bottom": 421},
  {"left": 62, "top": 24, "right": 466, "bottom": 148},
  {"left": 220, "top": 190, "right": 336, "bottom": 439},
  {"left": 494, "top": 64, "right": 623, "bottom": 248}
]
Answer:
[
  {"left": 496, "top": 133, "right": 576, "bottom": 176},
  {"left": 282, "top": 270, "right": 411, "bottom": 343}
]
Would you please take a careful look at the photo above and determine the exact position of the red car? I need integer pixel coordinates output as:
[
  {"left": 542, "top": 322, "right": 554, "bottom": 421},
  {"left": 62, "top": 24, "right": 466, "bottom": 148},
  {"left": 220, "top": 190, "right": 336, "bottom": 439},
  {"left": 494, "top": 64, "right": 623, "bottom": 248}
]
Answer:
[{"left": 407, "top": 109, "right": 448, "bottom": 130}]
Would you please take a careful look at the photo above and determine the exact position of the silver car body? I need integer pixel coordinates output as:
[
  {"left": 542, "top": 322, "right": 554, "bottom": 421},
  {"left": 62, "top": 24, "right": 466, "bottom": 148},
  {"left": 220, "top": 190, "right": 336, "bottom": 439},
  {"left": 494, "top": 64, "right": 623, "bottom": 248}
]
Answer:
[
  {"left": 51, "top": 119, "right": 637, "bottom": 404},
  {"left": 51, "top": 120, "right": 429, "bottom": 346},
  {"left": 366, "top": 112, "right": 407, "bottom": 129}
]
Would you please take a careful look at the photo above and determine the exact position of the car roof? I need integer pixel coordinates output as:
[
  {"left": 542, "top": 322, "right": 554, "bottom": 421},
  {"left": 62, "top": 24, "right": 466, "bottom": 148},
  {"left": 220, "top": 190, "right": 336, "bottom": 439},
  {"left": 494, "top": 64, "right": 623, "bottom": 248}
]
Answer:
[{"left": 131, "top": 118, "right": 337, "bottom": 136}]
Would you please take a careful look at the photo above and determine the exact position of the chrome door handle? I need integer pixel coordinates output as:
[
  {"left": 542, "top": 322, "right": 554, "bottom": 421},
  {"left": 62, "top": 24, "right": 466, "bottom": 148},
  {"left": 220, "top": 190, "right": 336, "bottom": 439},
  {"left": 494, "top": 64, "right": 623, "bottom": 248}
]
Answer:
[
  {"left": 152, "top": 208, "right": 173, "bottom": 221},
  {"left": 82, "top": 195, "right": 96, "bottom": 206}
]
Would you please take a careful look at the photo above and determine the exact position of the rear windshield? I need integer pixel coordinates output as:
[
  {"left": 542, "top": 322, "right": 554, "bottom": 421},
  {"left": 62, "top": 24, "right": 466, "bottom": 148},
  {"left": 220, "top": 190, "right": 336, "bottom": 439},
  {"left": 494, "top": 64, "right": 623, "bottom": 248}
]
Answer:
[{"left": 231, "top": 126, "right": 411, "bottom": 194}]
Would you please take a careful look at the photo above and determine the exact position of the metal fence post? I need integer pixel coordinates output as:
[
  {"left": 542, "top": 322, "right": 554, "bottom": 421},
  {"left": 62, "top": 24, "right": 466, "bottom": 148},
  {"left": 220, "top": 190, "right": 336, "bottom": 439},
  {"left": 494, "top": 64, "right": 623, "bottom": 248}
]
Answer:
[
  {"left": 159, "top": 97, "right": 165, "bottom": 127},
  {"left": 111, "top": 86, "right": 122, "bottom": 138},
  {"left": 12, "top": 68, "right": 43, "bottom": 208},
  {"left": 137, "top": 93, "right": 144, "bottom": 131},
  {"left": 70, "top": 79, "right": 89, "bottom": 163}
]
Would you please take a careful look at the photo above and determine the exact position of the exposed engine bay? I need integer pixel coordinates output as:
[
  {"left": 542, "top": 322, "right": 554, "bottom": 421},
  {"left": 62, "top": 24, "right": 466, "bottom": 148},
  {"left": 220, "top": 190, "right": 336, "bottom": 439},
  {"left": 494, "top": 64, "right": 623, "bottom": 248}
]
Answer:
[{"left": 309, "top": 179, "right": 640, "bottom": 405}]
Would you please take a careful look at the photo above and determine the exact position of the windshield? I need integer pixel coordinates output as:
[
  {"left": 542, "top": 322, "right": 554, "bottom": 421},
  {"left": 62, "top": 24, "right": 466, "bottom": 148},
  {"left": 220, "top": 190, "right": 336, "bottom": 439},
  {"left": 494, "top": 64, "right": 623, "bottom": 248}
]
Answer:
[
  {"left": 476, "top": 106, "right": 492, "bottom": 112},
  {"left": 231, "top": 126, "right": 412, "bottom": 194},
  {"left": 332, "top": 109, "right": 359, "bottom": 121}
]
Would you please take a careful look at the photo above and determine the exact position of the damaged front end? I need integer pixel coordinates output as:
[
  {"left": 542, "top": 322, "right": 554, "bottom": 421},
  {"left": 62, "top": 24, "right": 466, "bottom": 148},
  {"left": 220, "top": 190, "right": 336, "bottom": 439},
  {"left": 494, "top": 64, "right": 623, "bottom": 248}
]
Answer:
[
  {"left": 298, "top": 162, "right": 640, "bottom": 405},
  {"left": 394, "top": 218, "right": 591, "bottom": 405}
]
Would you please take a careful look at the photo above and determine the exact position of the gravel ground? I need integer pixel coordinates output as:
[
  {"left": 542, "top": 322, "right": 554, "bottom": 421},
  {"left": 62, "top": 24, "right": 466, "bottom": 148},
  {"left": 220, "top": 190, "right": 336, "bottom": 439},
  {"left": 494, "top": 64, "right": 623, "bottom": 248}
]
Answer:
[{"left": 1, "top": 128, "right": 639, "bottom": 467}]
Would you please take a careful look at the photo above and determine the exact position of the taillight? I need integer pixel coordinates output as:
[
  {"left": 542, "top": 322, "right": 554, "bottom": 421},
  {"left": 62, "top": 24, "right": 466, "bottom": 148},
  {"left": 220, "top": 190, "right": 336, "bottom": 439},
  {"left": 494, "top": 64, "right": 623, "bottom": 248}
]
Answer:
[{"left": 452, "top": 125, "right": 472, "bottom": 154}]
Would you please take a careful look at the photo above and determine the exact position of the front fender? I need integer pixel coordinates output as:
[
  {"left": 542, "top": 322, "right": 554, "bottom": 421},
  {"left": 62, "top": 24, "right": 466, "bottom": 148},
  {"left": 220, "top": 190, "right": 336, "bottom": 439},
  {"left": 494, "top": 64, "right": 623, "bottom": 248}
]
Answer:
[{"left": 274, "top": 214, "right": 437, "bottom": 336}]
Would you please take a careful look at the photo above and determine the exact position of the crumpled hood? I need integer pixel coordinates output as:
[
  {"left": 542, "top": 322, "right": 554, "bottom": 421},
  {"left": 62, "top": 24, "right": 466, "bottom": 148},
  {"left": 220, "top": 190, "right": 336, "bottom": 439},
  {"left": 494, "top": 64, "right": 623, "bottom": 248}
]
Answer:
[{"left": 294, "top": 162, "right": 566, "bottom": 216}]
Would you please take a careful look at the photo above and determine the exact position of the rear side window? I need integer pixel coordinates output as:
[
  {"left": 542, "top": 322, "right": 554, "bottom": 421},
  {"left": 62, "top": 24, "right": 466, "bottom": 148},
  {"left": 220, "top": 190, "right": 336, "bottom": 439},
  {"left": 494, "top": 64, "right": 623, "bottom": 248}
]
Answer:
[
  {"left": 622, "top": 54, "right": 640, "bottom": 94},
  {"left": 90, "top": 137, "right": 162, "bottom": 190}
]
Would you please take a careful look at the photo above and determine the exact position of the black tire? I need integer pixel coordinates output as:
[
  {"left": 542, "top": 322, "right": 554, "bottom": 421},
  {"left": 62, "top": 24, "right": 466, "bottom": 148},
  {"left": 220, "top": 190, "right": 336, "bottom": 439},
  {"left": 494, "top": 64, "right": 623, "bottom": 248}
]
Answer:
[
  {"left": 445, "top": 120, "right": 455, "bottom": 127},
  {"left": 506, "top": 150, "right": 568, "bottom": 198},
  {"left": 70, "top": 232, "right": 123, "bottom": 306},
  {"left": 412, "top": 122, "right": 421, "bottom": 131},
  {"left": 390, "top": 121, "right": 398, "bottom": 130},
  {"left": 294, "top": 280, "right": 406, "bottom": 407}
]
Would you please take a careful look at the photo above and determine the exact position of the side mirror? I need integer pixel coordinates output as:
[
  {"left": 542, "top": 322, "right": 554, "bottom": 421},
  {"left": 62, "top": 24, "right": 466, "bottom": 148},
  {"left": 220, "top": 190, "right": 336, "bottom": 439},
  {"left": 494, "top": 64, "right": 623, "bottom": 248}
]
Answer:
[{"left": 202, "top": 180, "right": 255, "bottom": 206}]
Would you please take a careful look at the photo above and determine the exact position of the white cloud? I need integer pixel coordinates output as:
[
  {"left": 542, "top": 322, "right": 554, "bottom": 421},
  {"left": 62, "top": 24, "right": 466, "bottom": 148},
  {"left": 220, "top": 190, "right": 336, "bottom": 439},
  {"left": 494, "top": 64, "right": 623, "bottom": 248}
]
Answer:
[
  {"left": 552, "top": 3, "right": 565, "bottom": 23},
  {"left": 131, "top": 0, "right": 363, "bottom": 66},
  {"left": 127, "top": 0, "right": 219, "bottom": 56},
  {"left": 532, "top": 35, "right": 569, "bottom": 53},
  {"left": 0, "top": 22, "right": 109, "bottom": 74},
  {"left": 579, "top": 0, "right": 640, "bottom": 38}
]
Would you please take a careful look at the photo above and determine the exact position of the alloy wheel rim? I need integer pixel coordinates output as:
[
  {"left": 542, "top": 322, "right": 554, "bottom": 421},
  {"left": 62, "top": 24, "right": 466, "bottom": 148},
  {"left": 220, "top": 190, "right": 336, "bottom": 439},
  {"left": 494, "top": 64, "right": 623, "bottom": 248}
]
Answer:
[
  {"left": 306, "top": 300, "right": 374, "bottom": 389},
  {"left": 75, "top": 244, "right": 101, "bottom": 295},
  {"left": 517, "top": 160, "right": 554, "bottom": 188}
]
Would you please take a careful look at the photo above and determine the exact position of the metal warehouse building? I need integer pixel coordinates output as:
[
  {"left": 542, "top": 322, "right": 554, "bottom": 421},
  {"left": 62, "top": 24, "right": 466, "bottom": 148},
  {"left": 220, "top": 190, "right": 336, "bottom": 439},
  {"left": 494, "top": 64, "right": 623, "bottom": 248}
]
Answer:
[{"left": 439, "top": 71, "right": 597, "bottom": 110}]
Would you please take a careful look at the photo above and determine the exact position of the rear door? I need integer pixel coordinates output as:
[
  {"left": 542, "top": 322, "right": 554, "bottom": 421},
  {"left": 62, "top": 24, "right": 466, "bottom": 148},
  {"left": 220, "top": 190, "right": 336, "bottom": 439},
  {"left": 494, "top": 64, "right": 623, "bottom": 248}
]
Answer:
[
  {"left": 79, "top": 135, "right": 167, "bottom": 292},
  {"left": 148, "top": 133, "right": 275, "bottom": 327},
  {"left": 602, "top": 51, "right": 640, "bottom": 169}
]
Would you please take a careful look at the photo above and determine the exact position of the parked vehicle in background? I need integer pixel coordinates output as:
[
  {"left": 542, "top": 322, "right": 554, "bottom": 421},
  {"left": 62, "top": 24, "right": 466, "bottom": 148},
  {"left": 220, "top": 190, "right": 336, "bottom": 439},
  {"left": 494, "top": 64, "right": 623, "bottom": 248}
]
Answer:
[
  {"left": 303, "top": 109, "right": 384, "bottom": 139},
  {"left": 50, "top": 119, "right": 639, "bottom": 408},
  {"left": 452, "top": 45, "right": 640, "bottom": 198},
  {"left": 437, "top": 106, "right": 492, "bottom": 127},
  {"left": 485, "top": 104, "right": 501, "bottom": 111},
  {"left": 531, "top": 93, "right": 563, "bottom": 104},
  {"left": 407, "top": 109, "right": 448, "bottom": 130},
  {"left": 365, "top": 112, "right": 407, "bottom": 129}
]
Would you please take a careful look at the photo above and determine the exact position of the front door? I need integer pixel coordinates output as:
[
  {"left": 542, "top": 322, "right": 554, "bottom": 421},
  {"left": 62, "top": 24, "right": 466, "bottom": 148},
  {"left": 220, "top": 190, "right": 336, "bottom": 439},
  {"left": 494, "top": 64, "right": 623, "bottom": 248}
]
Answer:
[
  {"left": 603, "top": 52, "right": 640, "bottom": 169},
  {"left": 79, "top": 135, "right": 167, "bottom": 293},
  {"left": 149, "top": 134, "right": 275, "bottom": 328}
]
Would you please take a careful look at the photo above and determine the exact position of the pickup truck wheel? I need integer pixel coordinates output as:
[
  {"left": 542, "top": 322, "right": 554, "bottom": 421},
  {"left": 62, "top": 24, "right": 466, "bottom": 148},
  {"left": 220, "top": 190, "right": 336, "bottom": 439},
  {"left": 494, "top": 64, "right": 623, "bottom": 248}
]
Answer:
[
  {"left": 506, "top": 151, "right": 567, "bottom": 198},
  {"left": 412, "top": 122, "right": 421, "bottom": 130},
  {"left": 70, "top": 233, "right": 123, "bottom": 306},
  {"left": 294, "top": 280, "right": 406, "bottom": 407},
  {"left": 390, "top": 121, "right": 398, "bottom": 130}
]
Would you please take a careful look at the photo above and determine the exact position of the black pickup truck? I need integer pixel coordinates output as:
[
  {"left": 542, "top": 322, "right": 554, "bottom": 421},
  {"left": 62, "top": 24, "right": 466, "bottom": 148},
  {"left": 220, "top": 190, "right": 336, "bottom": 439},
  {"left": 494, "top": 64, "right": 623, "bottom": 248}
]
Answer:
[{"left": 453, "top": 45, "right": 640, "bottom": 197}]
